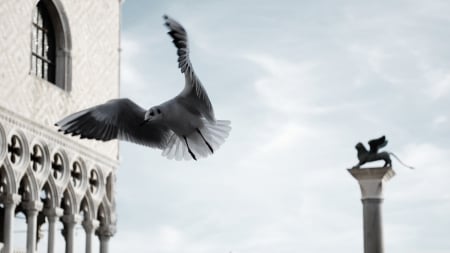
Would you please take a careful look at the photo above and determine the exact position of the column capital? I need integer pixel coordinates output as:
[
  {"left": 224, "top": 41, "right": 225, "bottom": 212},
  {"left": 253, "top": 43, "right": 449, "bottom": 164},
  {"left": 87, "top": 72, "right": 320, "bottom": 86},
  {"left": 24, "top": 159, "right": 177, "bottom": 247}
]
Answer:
[
  {"left": 348, "top": 166, "right": 395, "bottom": 200},
  {"left": 0, "top": 193, "right": 21, "bottom": 205},
  {"left": 82, "top": 219, "right": 100, "bottom": 233},
  {"left": 44, "top": 207, "right": 64, "bottom": 219},
  {"left": 21, "top": 200, "right": 44, "bottom": 212},
  {"left": 96, "top": 224, "right": 116, "bottom": 238},
  {"left": 61, "top": 214, "right": 82, "bottom": 225}
]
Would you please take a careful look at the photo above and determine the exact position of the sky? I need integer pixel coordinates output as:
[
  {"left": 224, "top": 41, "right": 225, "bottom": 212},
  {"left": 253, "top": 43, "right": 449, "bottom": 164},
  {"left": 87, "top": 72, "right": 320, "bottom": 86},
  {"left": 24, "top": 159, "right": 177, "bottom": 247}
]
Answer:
[{"left": 110, "top": 1, "right": 450, "bottom": 252}]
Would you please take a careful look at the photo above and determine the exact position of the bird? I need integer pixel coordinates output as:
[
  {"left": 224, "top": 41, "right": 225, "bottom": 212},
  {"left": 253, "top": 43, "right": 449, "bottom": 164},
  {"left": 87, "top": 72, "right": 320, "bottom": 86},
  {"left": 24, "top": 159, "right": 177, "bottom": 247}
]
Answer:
[{"left": 55, "top": 15, "right": 231, "bottom": 161}]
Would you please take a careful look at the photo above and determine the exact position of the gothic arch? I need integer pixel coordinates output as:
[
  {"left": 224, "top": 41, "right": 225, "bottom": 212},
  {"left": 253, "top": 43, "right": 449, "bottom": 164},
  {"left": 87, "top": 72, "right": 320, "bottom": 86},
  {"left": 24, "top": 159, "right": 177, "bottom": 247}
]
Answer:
[
  {"left": 80, "top": 194, "right": 96, "bottom": 221},
  {"left": 40, "top": 180, "right": 59, "bottom": 209},
  {"left": 18, "top": 173, "right": 39, "bottom": 202},
  {"left": 60, "top": 187, "right": 77, "bottom": 215},
  {"left": 0, "top": 165, "right": 14, "bottom": 195},
  {"left": 0, "top": 122, "right": 7, "bottom": 162},
  {"left": 105, "top": 172, "right": 114, "bottom": 202},
  {"left": 97, "top": 198, "right": 115, "bottom": 226}
]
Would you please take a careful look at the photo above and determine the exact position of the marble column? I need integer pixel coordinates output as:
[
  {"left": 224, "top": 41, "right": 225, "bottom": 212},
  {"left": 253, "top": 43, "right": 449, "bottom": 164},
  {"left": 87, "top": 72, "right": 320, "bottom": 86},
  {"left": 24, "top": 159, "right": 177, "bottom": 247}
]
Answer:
[
  {"left": 1, "top": 194, "right": 21, "bottom": 253},
  {"left": 22, "top": 201, "right": 43, "bottom": 253},
  {"left": 82, "top": 219, "right": 99, "bottom": 253},
  {"left": 61, "top": 214, "right": 81, "bottom": 253},
  {"left": 96, "top": 225, "right": 115, "bottom": 253},
  {"left": 99, "top": 234, "right": 110, "bottom": 253},
  {"left": 43, "top": 207, "right": 63, "bottom": 253},
  {"left": 348, "top": 167, "right": 395, "bottom": 253}
]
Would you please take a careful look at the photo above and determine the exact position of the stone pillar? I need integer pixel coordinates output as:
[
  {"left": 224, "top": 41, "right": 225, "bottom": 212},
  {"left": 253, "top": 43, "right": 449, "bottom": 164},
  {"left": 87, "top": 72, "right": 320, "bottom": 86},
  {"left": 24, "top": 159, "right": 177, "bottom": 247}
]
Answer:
[
  {"left": 22, "top": 201, "right": 43, "bottom": 253},
  {"left": 82, "top": 219, "right": 99, "bottom": 253},
  {"left": 44, "top": 207, "right": 63, "bottom": 253},
  {"left": 96, "top": 225, "right": 115, "bottom": 253},
  {"left": 348, "top": 167, "right": 395, "bottom": 253},
  {"left": 61, "top": 214, "right": 81, "bottom": 253},
  {"left": 1, "top": 194, "right": 21, "bottom": 253}
]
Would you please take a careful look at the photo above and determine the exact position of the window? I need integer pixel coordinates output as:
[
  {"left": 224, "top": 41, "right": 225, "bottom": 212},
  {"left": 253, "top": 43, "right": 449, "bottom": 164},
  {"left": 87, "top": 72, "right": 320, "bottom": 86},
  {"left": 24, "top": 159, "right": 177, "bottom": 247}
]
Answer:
[
  {"left": 31, "top": 0, "right": 71, "bottom": 90},
  {"left": 31, "top": 1, "right": 56, "bottom": 83}
]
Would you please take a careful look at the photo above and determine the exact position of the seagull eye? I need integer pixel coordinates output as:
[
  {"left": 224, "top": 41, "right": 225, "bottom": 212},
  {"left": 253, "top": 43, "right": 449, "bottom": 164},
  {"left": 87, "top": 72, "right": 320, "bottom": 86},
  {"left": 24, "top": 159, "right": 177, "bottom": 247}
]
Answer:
[
  {"left": 149, "top": 111, "right": 155, "bottom": 116},
  {"left": 157, "top": 109, "right": 161, "bottom": 114}
]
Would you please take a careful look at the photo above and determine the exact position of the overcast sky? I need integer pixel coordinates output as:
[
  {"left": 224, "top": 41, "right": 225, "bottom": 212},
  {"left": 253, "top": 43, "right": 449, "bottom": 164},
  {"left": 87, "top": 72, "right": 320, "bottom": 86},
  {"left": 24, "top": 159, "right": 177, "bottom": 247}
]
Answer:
[{"left": 110, "top": 1, "right": 450, "bottom": 252}]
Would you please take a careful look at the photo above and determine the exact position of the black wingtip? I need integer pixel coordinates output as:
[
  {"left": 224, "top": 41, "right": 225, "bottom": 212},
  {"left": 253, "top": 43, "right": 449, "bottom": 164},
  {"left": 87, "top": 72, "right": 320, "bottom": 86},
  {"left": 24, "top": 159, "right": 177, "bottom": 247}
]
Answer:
[{"left": 163, "top": 14, "right": 168, "bottom": 20}]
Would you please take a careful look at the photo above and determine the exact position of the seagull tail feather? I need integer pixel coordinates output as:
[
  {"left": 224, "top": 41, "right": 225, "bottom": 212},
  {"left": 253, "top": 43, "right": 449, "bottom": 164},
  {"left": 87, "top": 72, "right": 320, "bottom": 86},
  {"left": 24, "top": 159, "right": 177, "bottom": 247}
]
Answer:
[{"left": 161, "top": 119, "right": 231, "bottom": 161}]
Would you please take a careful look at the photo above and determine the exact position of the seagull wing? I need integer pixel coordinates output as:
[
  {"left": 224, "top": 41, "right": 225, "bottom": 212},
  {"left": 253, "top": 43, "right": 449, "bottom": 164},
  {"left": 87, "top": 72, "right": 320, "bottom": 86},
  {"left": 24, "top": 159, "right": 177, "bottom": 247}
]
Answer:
[
  {"left": 55, "top": 98, "right": 172, "bottom": 149},
  {"left": 164, "top": 15, "right": 215, "bottom": 122}
]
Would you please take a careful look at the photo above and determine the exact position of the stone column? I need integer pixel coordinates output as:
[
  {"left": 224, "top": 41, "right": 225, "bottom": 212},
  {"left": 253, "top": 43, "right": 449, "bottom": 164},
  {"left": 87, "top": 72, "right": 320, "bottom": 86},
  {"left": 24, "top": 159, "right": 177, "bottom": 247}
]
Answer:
[
  {"left": 348, "top": 167, "right": 395, "bottom": 253},
  {"left": 22, "top": 201, "right": 43, "bottom": 253},
  {"left": 96, "top": 225, "right": 115, "bottom": 253},
  {"left": 82, "top": 219, "right": 99, "bottom": 253},
  {"left": 61, "top": 214, "right": 81, "bottom": 253},
  {"left": 43, "top": 207, "right": 63, "bottom": 253},
  {"left": 1, "top": 194, "right": 21, "bottom": 253},
  {"left": 99, "top": 234, "right": 110, "bottom": 253}
]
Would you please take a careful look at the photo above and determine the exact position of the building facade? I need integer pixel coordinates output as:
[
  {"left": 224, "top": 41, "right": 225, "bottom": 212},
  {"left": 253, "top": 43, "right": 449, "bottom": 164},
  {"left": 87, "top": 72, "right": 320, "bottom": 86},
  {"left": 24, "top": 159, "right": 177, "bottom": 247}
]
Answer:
[{"left": 0, "top": 0, "right": 120, "bottom": 252}]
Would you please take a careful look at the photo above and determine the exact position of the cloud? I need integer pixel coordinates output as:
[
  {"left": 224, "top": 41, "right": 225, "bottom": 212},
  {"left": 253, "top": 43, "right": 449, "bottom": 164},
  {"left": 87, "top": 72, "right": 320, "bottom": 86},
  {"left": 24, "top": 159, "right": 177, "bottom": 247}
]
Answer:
[
  {"left": 429, "top": 73, "right": 450, "bottom": 99},
  {"left": 121, "top": 35, "right": 146, "bottom": 91},
  {"left": 245, "top": 54, "right": 343, "bottom": 115},
  {"left": 432, "top": 115, "right": 447, "bottom": 126}
]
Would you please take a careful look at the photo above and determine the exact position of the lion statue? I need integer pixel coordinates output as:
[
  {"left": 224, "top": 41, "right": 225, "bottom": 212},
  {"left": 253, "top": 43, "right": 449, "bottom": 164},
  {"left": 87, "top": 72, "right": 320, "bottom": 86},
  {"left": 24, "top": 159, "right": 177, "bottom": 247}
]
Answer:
[
  {"left": 352, "top": 135, "right": 415, "bottom": 169},
  {"left": 353, "top": 136, "right": 392, "bottom": 168}
]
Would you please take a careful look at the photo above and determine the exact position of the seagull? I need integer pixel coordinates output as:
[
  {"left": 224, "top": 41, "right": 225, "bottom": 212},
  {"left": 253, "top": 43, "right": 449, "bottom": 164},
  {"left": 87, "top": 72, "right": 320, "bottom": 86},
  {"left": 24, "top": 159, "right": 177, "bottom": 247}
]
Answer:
[{"left": 55, "top": 15, "right": 231, "bottom": 161}]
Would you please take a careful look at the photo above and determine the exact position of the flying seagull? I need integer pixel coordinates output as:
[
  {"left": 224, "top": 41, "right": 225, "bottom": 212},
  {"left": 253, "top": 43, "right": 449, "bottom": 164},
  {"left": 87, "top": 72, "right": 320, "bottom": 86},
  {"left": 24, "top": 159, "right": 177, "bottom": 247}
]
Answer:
[{"left": 55, "top": 15, "right": 231, "bottom": 161}]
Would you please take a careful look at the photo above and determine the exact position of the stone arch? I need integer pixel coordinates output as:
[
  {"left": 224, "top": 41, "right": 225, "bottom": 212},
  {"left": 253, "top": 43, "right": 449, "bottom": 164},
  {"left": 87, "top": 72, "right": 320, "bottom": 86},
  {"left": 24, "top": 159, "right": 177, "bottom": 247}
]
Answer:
[
  {"left": 60, "top": 187, "right": 77, "bottom": 215},
  {"left": 97, "top": 199, "right": 114, "bottom": 226},
  {"left": 31, "top": 0, "right": 72, "bottom": 90},
  {"left": 0, "top": 122, "right": 7, "bottom": 162},
  {"left": 80, "top": 194, "right": 96, "bottom": 221},
  {"left": 96, "top": 203, "right": 107, "bottom": 227},
  {"left": 105, "top": 172, "right": 114, "bottom": 203},
  {"left": 40, "top": 180, "right": 59, "bottom": 209},
  {"left": 18, "top": 172, "right": 39, "bottom": 203},
  {"left": 0, "top": 165, "right": 16, "bottom": 195}
]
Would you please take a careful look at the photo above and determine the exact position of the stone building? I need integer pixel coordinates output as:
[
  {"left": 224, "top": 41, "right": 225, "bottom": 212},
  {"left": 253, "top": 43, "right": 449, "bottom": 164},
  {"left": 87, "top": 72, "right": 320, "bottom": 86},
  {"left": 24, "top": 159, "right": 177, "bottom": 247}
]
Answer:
[{"left": 0, "top": 0, "right": 120, "bottom": 252}]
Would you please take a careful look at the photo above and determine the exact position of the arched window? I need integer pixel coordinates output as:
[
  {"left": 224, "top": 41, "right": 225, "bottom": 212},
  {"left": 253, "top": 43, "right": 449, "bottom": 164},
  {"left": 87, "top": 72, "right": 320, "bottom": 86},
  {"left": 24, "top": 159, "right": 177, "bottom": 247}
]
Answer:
[{"left": 31, "top": 0, "right": 71, "bottom": 90}]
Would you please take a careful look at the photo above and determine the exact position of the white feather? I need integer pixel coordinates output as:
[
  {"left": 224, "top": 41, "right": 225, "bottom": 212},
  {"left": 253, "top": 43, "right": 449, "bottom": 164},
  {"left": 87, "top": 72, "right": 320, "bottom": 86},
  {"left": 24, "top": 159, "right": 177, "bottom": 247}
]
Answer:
[{"left": 161, "top": 119, "right": 231, "bottom": 160}]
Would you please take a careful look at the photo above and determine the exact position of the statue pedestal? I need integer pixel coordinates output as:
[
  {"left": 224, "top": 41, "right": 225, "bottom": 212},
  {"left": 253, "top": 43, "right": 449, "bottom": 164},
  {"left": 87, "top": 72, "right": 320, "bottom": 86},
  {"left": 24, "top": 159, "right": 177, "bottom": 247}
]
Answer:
[{"left": 348, "top": 167, "right": 395, "bottom": 253}]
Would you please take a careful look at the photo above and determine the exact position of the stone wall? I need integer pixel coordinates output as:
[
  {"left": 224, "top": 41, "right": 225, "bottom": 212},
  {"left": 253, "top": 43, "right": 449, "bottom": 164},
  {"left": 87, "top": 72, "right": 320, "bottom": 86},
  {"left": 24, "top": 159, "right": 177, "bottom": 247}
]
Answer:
[{"left": 0, "top": 0, "right": 120, "bottom": 160}]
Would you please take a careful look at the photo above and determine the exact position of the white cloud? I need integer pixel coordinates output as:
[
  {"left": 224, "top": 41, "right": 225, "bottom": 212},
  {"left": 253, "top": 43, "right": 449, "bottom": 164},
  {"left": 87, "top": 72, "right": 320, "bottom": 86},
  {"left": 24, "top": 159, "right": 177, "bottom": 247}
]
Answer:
[
  {"left": 433, "top": 115, "right": 447, "bottom": 126},
  {"left": 120, "top": 34, "right": 148, "bottom": 96},
  {"left": 245, "top": 54, "right": 342, "bottom": 115},
  {"left": 429, "top": 73, "right": 450, "bottom": 99}
]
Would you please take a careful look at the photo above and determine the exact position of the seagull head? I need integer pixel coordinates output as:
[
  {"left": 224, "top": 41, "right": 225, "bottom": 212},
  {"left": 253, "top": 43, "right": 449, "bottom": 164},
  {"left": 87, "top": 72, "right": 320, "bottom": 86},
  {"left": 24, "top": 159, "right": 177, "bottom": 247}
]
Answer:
[{"left": 142, "top": 106, "right": 163, "bottom": 125}]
